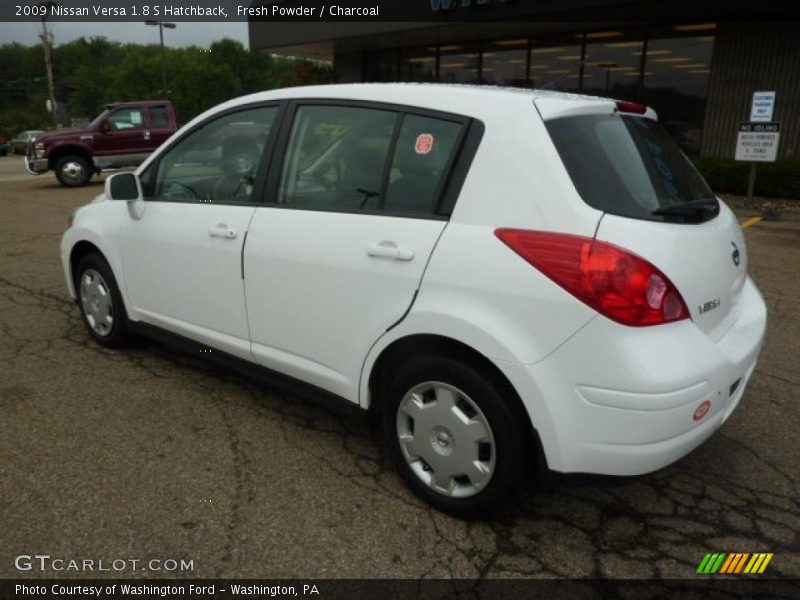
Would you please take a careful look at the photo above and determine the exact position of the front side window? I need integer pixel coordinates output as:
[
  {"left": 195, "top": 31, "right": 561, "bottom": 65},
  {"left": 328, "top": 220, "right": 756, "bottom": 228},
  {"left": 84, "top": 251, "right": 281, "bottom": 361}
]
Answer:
[
  {"left": 145, "top": 105, "right": 278, "bottom": 204},
  {"left": 278, "top": 105, "right": 396, "bottom": 211},
  {"left": 108, "top": 107, "right": 144, "bottom": 131}
]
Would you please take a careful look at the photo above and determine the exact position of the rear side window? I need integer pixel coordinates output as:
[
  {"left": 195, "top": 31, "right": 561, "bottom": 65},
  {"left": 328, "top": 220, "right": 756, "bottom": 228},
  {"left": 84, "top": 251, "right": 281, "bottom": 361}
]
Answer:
[
  {"left": 385, "top": 115, "right": 463, "bottom": 215},
  {"left": 149, "top": 106, "right": 171, "bottom": 128},
  {"left": 278, "top": 105, "right": 396, "bottom": 212},
  {"left": 545, "top": 114, "right": 715, "bottom": 222},
  {"left": 276, "top": 104, "right": 466, "bottom": 217}
]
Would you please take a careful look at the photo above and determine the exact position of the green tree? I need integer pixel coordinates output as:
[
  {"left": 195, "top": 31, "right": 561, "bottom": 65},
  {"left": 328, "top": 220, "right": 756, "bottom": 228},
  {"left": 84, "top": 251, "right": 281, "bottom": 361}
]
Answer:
[{"left": 0, "top": 36, "right": 332, "bottom": 138}]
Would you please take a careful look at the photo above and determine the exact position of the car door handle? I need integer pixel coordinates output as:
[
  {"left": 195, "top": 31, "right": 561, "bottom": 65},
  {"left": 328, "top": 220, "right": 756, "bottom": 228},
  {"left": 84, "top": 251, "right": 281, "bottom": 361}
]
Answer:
[
  {"left": 144, "top": 131, "right": 151, "bottom": 140},
  {"left": 208, "top": 223, "right": 237, "bottom": 239},
  {"left": 366, "top": 241, "right": 414, "bottom": 261}
]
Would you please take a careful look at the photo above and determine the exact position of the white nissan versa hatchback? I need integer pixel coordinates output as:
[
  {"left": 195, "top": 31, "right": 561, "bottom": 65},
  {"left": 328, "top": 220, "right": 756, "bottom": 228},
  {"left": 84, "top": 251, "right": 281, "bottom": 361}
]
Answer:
[{"left": 62, "top": 84, "right": 766, "bottom": 516}]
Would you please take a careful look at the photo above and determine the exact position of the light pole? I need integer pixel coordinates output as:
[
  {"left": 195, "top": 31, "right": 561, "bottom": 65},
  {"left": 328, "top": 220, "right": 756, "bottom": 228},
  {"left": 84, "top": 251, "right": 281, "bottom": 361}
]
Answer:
[
  {"left": 38, "top": 1, "right": 59, "bottom": 127},
  {"left": 145, "top": 20, "right": 176, "bottom": 97}
]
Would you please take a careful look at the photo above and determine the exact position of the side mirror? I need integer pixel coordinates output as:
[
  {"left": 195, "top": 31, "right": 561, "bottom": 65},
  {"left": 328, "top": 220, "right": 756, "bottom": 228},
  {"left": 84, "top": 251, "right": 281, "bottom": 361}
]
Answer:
[
  {"left": 99, "top": 121, "right": 112, "bottom": 134},
  {"left": 105, "top": 172, "right": 145, "bottom": 220}
]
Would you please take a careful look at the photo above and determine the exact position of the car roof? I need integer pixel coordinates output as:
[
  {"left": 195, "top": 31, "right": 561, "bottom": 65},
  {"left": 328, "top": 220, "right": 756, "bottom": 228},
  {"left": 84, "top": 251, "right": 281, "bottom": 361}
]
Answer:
[
  {"left": 203, "top": 83, "right": 612, "bottom": 123},
  {"left": 105, "top": 100, "right": 170, "bottom": 108},
  {"left": 258, "top": 82, "right": 595, "bottom": 101}
]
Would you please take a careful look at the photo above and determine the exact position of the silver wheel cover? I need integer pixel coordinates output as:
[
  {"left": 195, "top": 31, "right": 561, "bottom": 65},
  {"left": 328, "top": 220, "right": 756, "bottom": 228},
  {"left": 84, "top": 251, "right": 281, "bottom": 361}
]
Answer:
[
  {"left": 396, "top": 381, "right": 496, "bottom": 498},
  {"left": 61, "top": 160, "right": 85, "bottom": 184},
  {"left": 79, "top": 269, "right": 114, "bottom": 336}
]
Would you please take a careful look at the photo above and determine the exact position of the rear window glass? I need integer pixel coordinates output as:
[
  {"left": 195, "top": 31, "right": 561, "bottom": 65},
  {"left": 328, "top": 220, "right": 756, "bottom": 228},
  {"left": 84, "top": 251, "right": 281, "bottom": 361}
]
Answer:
[{"left": 545, "top": 113, "right": 715, "bottom": 222}]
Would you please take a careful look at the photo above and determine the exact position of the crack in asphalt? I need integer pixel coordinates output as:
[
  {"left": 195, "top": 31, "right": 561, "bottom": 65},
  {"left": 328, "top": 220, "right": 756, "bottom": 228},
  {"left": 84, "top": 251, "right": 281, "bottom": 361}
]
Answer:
[
  {"left": 1, "top": 270, "right": 798, "bottom": 580},
  {"left": 755, "top": 369, "right": 800, "bottom": 388}
]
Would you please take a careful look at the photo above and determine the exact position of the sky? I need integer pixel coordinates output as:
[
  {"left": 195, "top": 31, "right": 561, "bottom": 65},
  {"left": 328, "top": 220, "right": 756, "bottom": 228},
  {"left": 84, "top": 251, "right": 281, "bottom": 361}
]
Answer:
[{"left": 0, "top": 21, "right": 249, "bottom": 48}]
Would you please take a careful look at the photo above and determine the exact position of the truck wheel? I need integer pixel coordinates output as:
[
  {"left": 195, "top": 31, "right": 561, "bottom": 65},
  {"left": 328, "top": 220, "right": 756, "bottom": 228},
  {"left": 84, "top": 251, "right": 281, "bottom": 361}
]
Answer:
[{"left": 55, "top": 155, "right": 92, "bottom": 187}]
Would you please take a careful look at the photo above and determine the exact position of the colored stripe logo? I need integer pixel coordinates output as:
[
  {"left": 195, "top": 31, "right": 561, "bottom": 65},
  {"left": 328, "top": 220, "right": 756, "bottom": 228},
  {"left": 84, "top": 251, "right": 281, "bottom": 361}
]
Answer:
[{"left": 697, "top": 552, "right": 773, "bottom": 574}]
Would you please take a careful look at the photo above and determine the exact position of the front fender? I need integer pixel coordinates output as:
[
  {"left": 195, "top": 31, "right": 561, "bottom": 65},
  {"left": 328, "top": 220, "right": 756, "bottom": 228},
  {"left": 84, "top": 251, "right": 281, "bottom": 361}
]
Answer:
[
  {"left": 47, "top": 140, "right": 94, "bottom": 164},
  {"left": 60, "top": 200, "right": 131, "bottom": 318}
]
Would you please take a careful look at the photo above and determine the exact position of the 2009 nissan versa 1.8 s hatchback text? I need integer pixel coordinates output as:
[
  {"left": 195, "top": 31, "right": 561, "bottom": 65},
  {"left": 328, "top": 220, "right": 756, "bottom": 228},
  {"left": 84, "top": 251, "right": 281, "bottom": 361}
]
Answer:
[{"left": 62, "top": 84, "right": 767, "bottom": 517}]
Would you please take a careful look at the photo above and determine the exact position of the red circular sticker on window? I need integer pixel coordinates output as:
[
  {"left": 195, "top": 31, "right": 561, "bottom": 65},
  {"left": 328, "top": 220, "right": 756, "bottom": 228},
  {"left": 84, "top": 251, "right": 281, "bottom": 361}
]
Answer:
[
  {"left": 415, "top": 133, "right": 434, "bottom": 155},
  {"left": 693, "top": 400, "right": 711, "bottom": 421}
]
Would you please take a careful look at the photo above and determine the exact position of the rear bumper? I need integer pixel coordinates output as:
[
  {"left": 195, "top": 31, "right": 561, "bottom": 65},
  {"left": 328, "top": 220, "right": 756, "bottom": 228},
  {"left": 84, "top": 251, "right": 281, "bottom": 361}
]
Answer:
[{"left": 511, "top": 276, "right": 767, "bottom": 476}]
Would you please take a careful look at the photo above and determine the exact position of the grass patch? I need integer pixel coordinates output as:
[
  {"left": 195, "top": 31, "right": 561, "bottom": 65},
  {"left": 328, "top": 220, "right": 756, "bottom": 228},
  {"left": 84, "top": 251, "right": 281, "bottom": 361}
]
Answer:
[{"left": 691, "top": 157, "right": 800, "bottom": 200}]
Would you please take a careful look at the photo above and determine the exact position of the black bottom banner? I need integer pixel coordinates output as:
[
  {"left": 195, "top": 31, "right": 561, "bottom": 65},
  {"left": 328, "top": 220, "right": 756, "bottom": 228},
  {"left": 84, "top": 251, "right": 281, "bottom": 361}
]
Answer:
[{"left": 2, "top": 579, "right": 800, "bottom": 600}]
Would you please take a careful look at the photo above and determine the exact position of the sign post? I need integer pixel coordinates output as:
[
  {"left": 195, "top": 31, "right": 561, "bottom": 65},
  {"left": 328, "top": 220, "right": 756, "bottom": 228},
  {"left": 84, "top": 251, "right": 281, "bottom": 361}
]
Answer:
[
  {"left": 736, "top": 91, "right": 778, "bottom": 202},
  {"left": 747, "top": 163, "right": 757, "bottom": 202}
]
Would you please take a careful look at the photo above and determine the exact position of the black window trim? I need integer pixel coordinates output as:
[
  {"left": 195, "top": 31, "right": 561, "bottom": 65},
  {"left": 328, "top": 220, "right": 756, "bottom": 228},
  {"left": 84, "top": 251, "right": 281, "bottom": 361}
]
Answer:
[
  {"left": 376, "top": 111, "right": 404, "bottom": 212},
  {"left": 140, "top": 100, "right": 287, "bottom": 208},
  {"left": 262, "top": 97, "right": 484, "bottom": 221},
  {"left": 438, "top": 117, "right": 484, "bottom": 217}
]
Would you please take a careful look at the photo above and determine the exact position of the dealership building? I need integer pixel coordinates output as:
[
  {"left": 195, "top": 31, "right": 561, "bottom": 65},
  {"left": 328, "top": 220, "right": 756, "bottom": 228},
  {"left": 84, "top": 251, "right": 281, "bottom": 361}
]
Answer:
[{"left": 249, "top": 1, "right": 799, "bottom": 158}]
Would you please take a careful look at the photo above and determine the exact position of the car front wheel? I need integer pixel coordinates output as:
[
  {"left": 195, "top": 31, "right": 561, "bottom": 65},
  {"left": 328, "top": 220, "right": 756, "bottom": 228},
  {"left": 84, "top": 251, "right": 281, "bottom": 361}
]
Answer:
[
  {"left": 75, "top": 254, "right": 130, "bottom": 347},
  {"left": 383, "top": 354, "right": 528, "bottom": 517},
  {"left": 55, "top": 154, "right": 92, "bottom": 187}
]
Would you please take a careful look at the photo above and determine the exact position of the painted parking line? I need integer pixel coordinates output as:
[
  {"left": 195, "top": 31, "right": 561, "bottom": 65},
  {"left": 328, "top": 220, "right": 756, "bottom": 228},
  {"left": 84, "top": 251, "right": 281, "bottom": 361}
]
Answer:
[{"left": 741, "top": 216, "right": 763, "bottom": 229}]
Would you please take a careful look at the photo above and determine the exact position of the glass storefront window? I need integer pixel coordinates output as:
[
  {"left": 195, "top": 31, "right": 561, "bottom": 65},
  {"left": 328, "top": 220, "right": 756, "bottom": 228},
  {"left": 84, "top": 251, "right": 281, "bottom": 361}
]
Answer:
[
  {"left": 359, "top": 25, "right": 715, "bottom": 154},
  {"left": 364, "top": 49, "right": 399, "bottom": 82},
  {"left": 401, "top": 47, "right": 436, "bottom": 82},
  {"left": 582, "top": 34, "right": 644, "bottom": 100},
  {"left": 481, "top": 39, "right": 528, "bottom": 87},
  {"left": 438, "top": 44, "right": 480, "bottom": 84},
  {"left": 529, "top": 35, "right": 582, "bottom": 93},
  {"left": 643, "top": 25, "right": 715, "bottom": 154}
]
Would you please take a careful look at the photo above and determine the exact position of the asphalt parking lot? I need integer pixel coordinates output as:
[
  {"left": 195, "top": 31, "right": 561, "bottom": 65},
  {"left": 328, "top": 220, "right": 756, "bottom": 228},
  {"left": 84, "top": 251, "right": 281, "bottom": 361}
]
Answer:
[{"left": 0, "top": 156, "right": 798, "bottom": 580}]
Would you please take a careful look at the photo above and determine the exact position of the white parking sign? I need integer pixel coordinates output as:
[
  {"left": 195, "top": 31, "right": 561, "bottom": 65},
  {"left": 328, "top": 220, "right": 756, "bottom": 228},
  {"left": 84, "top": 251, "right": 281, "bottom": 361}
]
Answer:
[
  {"left": 750, "top": 91, "right": 776, "bottom": 122},
  {"left": 735, "top": 122, "right": 780, "bottom": 162}
]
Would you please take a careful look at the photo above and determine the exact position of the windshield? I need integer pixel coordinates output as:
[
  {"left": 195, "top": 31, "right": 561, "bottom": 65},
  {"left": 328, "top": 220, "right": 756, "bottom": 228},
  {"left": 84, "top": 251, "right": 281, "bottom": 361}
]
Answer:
[
  {"left": 88, "top": 109, "right": 111, "bottom": 130},
  {"left": 545, "top": 113, "right": 716, "bottom": 222}
]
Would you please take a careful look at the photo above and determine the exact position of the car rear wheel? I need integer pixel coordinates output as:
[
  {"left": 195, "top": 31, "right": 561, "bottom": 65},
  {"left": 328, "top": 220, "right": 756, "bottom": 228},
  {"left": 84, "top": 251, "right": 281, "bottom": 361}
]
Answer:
[
  {"left": 55, "top": 154, "right": 92, "bottom": 187},
  {"left": 382, "top": 354, "right": 528, "bottom": 517},
  {"left": 75, "top": 254, "right": 130, "bottom": 347}
]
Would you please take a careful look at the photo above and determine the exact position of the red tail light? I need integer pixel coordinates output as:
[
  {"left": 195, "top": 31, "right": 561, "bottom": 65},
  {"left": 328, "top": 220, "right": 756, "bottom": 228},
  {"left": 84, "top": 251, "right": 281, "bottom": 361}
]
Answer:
[
  {"left": 494, "top": 229, "right": 690, "bottom": 327},
  {"left": 615, "top": 100, "right": 647, "bottom": 114}
]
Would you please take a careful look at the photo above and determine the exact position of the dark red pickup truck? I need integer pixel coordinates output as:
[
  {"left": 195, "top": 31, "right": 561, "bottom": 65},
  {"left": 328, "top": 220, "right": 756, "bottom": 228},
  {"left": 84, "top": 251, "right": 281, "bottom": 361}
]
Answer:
[{"left": 26, "top": 100, "right": 178, "bottom": 187}]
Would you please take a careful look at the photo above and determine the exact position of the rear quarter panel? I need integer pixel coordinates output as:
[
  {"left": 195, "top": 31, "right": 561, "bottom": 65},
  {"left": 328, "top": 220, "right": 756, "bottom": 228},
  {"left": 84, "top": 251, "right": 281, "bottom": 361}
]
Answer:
[{"left": 360, "top": 97, "right": 602, "bottom": 400}]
